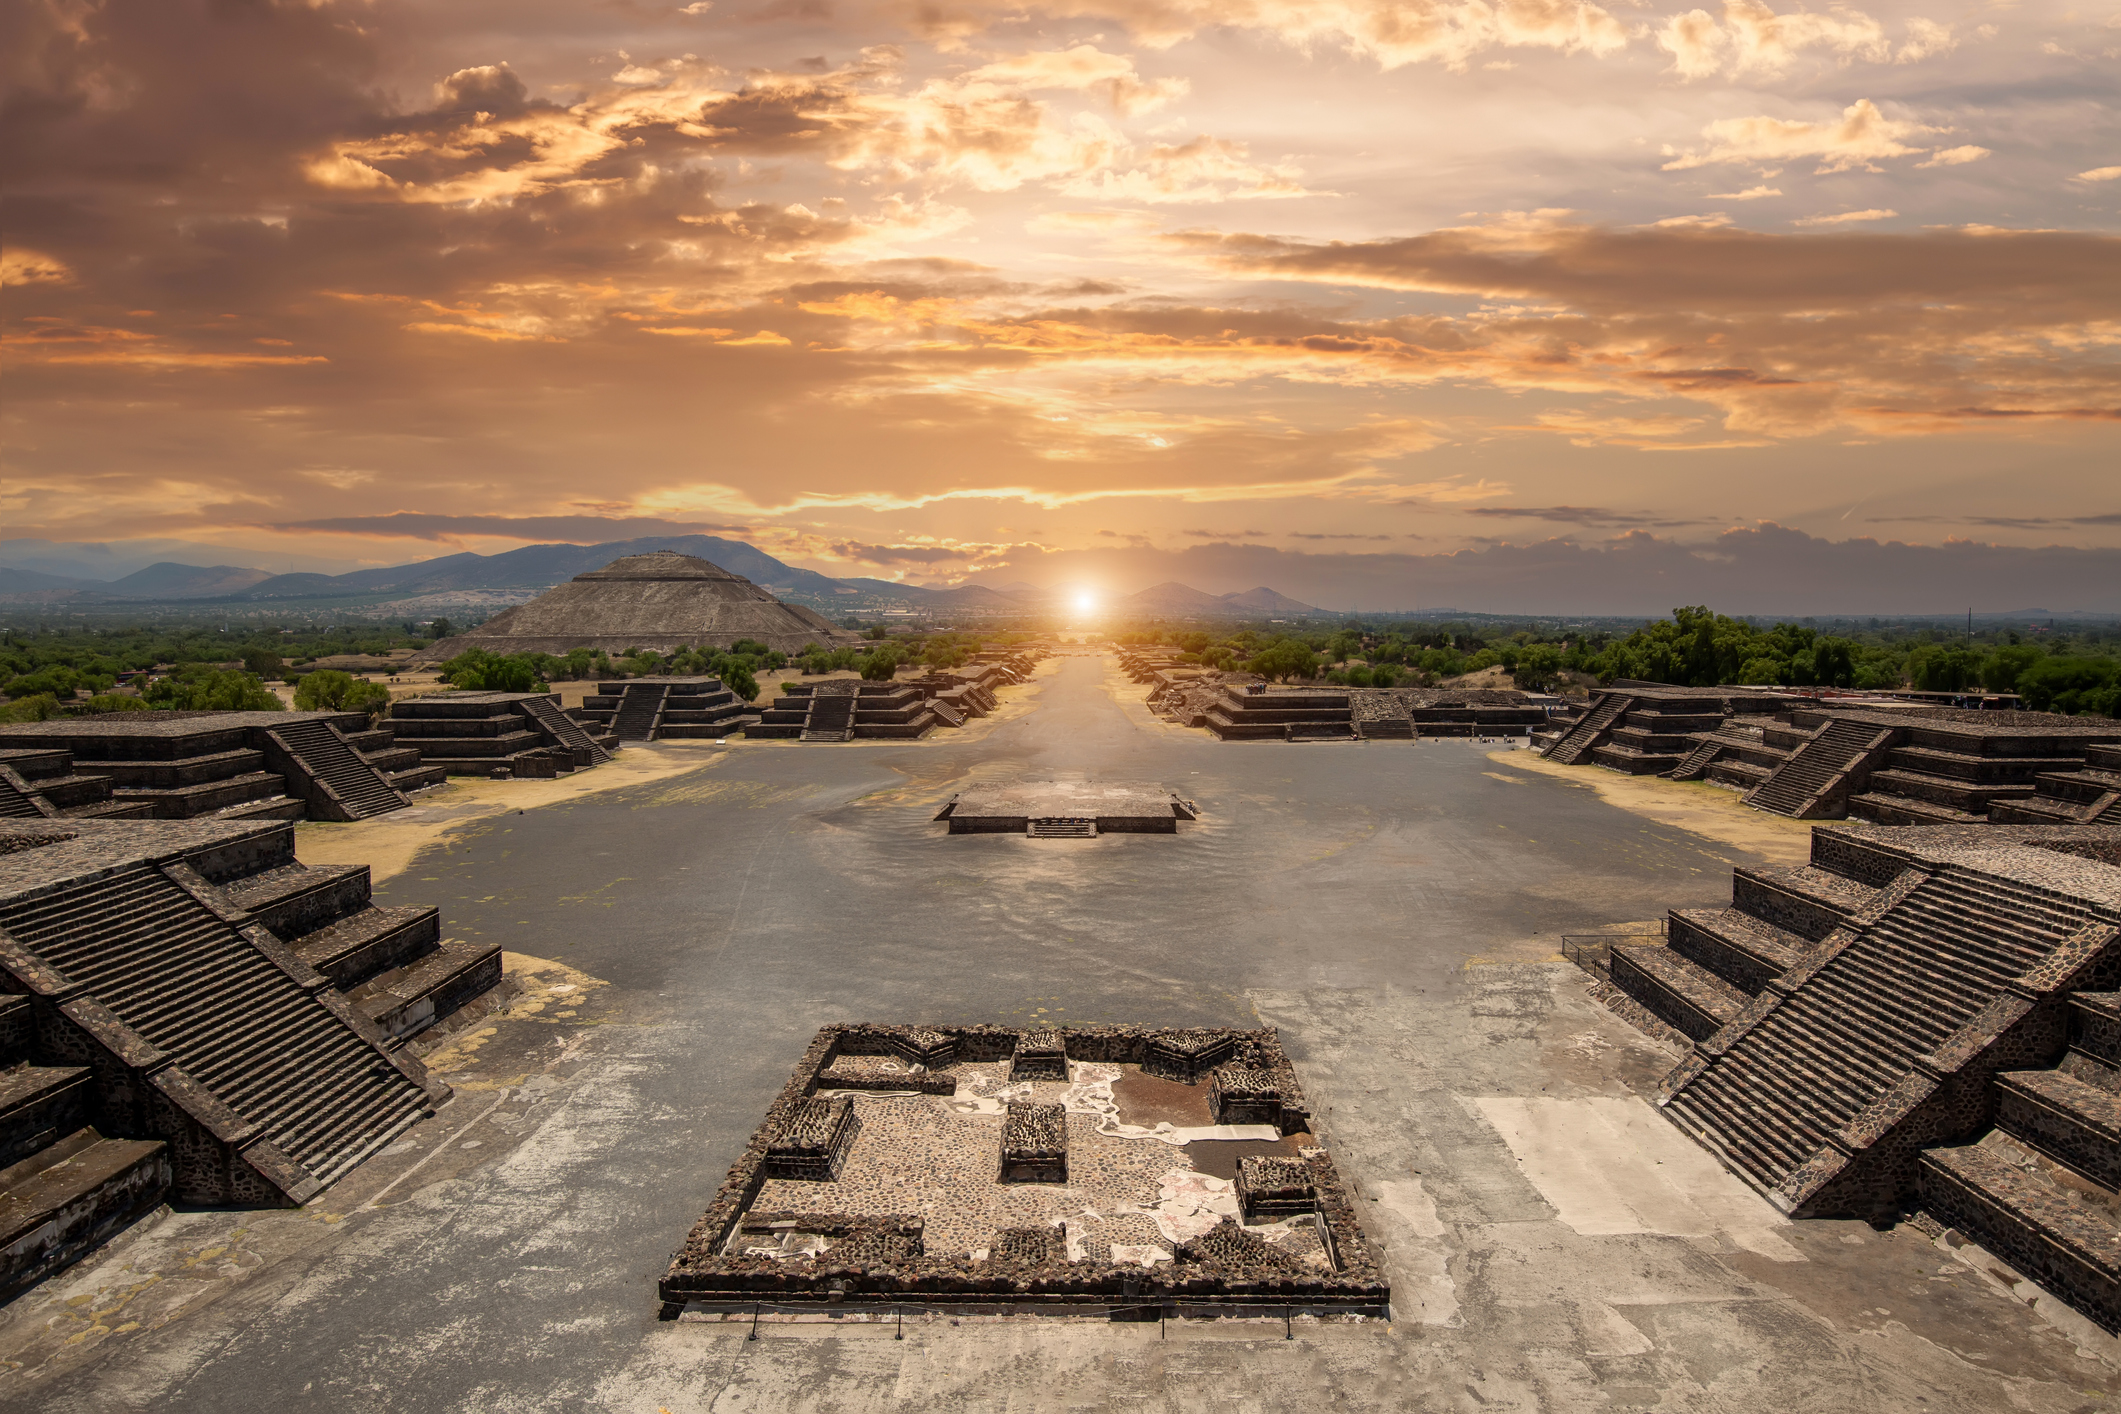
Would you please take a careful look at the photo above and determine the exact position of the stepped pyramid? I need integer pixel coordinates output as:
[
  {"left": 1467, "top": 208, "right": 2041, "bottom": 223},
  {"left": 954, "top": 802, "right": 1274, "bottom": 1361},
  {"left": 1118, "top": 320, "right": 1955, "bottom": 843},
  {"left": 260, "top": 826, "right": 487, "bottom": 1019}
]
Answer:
[
  {"left": 412, "top": 551, "right": 860, "bottom": 661},
  {"left": 0, "top": 816, "right": 501, "bottom": 1298},
  {"left": 1604, "top": 821, "right": 2121, "bottom": 1332}
]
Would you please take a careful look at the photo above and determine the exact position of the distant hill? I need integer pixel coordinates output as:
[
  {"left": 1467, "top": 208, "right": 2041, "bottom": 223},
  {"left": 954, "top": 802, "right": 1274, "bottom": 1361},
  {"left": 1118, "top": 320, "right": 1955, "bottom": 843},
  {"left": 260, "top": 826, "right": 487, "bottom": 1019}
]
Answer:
[
  {"left": 1217, "top": 586, "right": 1319, "bottom": 614},
  {"left": 108, "top": 562, "right": 275, "bottom": 597},
  {"left": 1124, "top": 581, "right": 1225, "bottom": 612},
  {"left": 233, "top": 535, "right": 845, "bottom": 602},
  {"left": 0, "top": 566, "right": 105, "bottom": 593}
]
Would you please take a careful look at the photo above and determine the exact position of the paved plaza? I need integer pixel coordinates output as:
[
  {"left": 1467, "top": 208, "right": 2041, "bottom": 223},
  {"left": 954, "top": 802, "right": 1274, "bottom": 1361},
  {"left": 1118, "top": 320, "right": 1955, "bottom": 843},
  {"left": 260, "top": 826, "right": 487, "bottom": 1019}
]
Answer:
[{"left": 5, "top": 655, "right": 2114, "bottom": 1412}]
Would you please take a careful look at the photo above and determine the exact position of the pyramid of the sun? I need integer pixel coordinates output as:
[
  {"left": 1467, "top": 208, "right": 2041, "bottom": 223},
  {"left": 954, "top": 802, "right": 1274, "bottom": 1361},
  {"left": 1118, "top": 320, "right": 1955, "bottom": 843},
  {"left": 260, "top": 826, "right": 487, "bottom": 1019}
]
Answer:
[{"left": 414, "top": 551, "right": 861, "bottom": 661}]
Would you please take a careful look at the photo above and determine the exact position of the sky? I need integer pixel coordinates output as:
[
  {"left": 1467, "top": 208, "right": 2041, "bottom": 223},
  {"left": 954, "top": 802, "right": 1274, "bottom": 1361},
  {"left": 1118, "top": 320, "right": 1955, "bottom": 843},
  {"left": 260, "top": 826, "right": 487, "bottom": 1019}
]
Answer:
[{"left": 3, "top": 0, "right": 2117, "bottom": 613}]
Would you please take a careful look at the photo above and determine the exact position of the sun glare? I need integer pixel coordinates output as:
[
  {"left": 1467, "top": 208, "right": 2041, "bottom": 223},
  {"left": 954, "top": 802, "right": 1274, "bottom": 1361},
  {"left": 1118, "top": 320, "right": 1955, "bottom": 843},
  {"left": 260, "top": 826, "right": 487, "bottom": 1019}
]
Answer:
[{"left": 1074, "top": 590, "right": 1097, "bottom": 615}]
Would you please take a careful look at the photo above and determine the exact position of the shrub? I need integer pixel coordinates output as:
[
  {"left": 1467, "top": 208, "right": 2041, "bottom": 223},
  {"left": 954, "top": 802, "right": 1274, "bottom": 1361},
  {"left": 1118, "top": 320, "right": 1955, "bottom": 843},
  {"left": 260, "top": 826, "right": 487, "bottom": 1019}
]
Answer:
[
  {"left": 83, "top": 694, "right": 151, "bottom": 713},
  {"left": 436, "top": 649, "right": 548, "bottom": 694},
  {"left": 2018, "top": 657, "right": 2121, "bottom": 717},
  {"left": 860, "top": 650, "right": 900, "bottom": 682},
  {"left": 146, "top": 666, "right": 283, "bottom": 711},
  {"left": 294, "top": 669, "right": 392, "bottom": 716},
  {"left": 0, "top": 694, "right": 61, "bottom": 723}
]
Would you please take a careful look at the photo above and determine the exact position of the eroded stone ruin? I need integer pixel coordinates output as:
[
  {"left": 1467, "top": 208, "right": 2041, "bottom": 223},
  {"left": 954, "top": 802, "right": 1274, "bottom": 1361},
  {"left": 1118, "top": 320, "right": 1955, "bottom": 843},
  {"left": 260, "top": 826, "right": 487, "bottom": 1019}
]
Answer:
[
  {"left": 0, "top": 711, "right": 448, "bottom": 822},
  {"left": 388, "top": 691, "right": 616, "bottom": 777},
  {"left": 411, "top": 550, "right": 860, "bottom": 661},
  {"left": 658, "top": 1024, "right": 1387, "bottom": 1316},
  {"left": 747, "top": 652, "right": 1044, "bottom": 742},
  {"left": 1540, "top": 686, "right": 2121, "bottom": 825},
  {"left": 572, "top": 676, "right": 752, "bottom": 742},
  {"left": 936, "top": 781, "right": 1199, "bottom": 837},
  {"left": 1582, "top": 822, "right": 2121, "bottom": 1332},
  {"left": 0, "top": 816, "right": 503, "bottom": 1298}
]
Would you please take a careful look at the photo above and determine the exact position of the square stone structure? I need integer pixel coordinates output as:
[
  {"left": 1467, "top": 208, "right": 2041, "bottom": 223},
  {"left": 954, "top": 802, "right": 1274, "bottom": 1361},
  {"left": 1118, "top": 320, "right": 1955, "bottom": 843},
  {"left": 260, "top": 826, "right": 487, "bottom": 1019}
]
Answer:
[
  {"left": 935, "top": 782, "right": 1199, "bottom": 836},
  {"left": 658, "top": 1024, "right": 1388, "bottom": 1316}
]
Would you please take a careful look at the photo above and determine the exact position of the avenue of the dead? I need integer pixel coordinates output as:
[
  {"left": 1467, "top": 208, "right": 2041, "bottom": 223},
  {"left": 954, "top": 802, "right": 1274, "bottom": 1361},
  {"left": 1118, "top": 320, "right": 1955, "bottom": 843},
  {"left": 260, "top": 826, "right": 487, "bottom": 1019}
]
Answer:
[{"left": 4, "top": 649, "right": 2120, "bottom": 1412}]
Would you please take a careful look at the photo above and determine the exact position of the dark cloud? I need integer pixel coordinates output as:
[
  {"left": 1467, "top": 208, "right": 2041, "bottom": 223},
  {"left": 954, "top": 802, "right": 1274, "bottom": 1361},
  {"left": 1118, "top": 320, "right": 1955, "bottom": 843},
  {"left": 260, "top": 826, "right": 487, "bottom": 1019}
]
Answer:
[
  {"left": 829, "top": 542, "right": 966, "bottom": 564},
  {"left": 1287, "top": 532, "right": 1393, "bottom": 540},
  {"left": 1876, "top": 512, "right": 2121, "bottom": 529},
  {"left": 1180, "top": 528, "right": 1268, "bottom": 538},
  {"left": 1466, "top": 507, "right": 1712, "bottom": 527},
  {"left": 263, "top": 515, "right": 749, "bottom": 542}
]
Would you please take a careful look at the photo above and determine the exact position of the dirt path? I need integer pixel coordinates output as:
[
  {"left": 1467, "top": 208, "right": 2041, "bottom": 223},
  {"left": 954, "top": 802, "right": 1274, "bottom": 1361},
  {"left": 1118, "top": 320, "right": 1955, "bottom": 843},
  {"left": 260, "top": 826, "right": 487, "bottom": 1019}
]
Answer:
[{"left": 1489, "top": 747, "right": 1815, "bottom": 866}]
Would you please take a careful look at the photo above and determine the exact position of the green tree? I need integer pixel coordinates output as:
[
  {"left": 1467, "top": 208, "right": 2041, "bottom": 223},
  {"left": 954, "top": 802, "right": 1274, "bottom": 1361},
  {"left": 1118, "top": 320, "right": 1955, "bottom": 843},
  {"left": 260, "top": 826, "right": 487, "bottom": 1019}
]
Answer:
[
  {"left": 428, "top": 618, "right": 453, "bottom": 641},
  {"left": 1980, "top": 644, "right": 2045, "bottom": 695},
  {"left": 1907, "top": 645, "right": 1979, "bottom": 692},
  {"left": 0, "top": 694, "right": 62, "bottom": 722},
  {"left": 1246, "top": 640, "right": 1318, "bottom": 682},
  {"left": 1512, "top": 643, "right": 1564, "bottom": 691},
  {"left": 860, "top": 649, "right": 900, "bottom": 681},
  {"left": 294, "top": 669, "right": 391, "bottom": 716},
  {"left": 2018, "top": 657, "right": 2121, "bottom": 717},
  {"left": 147, "top": 666, "right": 283, "bottom": 711},
  {"left": 436, "top": 649, "right": 548, "bottom": 693}
]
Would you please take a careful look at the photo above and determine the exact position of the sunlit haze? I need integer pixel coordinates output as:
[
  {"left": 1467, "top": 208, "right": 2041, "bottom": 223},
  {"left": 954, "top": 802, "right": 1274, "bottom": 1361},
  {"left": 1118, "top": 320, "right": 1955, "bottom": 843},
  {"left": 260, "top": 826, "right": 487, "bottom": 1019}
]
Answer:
[{"left": 5, "top": 0, "right": 2118, "bottom": 612}]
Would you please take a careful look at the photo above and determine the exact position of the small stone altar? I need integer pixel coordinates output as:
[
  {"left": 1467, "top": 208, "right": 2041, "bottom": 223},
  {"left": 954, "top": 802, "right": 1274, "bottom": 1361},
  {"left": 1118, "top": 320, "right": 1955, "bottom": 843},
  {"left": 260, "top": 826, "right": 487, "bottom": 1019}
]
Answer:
[{"left": 934, "top": 781, "right": 1199, "bottom": 836}]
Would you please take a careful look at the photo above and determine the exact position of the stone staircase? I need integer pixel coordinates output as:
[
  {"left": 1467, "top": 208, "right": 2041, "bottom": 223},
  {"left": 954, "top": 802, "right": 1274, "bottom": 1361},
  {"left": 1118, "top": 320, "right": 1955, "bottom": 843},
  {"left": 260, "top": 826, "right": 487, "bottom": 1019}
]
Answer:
[
  {"left": 1992, "top": 745, "right": 2121, "bottom": 827},
  {"left": 265, "top": 719, "right": 408, "bottom": 821},
  {"left": 0, "top": 987, "right": 169, "bottom": 1301},
  {"left": 799, "top": 689, "right": 857, "bottom": 743},
  {"left": 1542, "top": 691, "right": 1631, "bottom": 765},
  {"left": 1743, "top": 718, "right": 1898, "bottom": 818},
  {"left": 1653, "top": 832, "right": 2121, "bottom": 1226},
  {"left": 518, "top": 694, "right": 613, "bottom": 763},
  {"left": 612, "top": 684, "right": 668, "bottom": 742},
  {"left": 386, "top": 693, "right": 554, "bottom": 775},
  {"left": 1593, "top": 698, "right": 1725, "bottom": 775},
  {"left": 0, "top": 851, "right": 442, "bottom": 1204},
  {"left": 1203, "top": 686, "right": 1355, "bottom": 742},
  {"left": 1919, "top": 989, "right": 2121, "bottom": 1332}
]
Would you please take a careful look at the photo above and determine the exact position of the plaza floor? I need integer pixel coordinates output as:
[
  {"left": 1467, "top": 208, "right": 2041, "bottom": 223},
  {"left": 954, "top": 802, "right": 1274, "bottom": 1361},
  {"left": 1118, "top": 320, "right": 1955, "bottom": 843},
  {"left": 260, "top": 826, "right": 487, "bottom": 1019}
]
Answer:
[{"left": 2, "top": 654, "right": 2112, "bottom": 1412}]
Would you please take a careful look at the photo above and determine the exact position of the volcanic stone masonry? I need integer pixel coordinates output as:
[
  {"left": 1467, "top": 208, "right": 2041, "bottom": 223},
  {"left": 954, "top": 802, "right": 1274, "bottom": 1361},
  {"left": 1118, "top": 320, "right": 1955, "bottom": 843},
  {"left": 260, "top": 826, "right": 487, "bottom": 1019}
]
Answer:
[
  {"left": 0, "top": 815, "right": 506, "bottom": 1298},
  {"left": 1579, "top": 820, "right": 2121, "bottom": 1333},
  {"left": 936, "top": 781, "right": 1199, "bottom": 837},
  {"left": 748, "top": 650, "right": 1045, "bottom": 742},
  {"left": 388, "top": 692, "right": 618, "bottom": 777},
  {"left": 0, "top": 710, "right": 449, "bottom": 822},
  {"left": 411, "top": 550, "right": 860, "bottom": 661},
  {"left": 570, "top": 676, "right": 752, "bottom": 743},
  {"left": 658, "top": 1024, "right": 1388, "bottom": 1316},
  {"left": 1539, "top": 684, "right": 2121, "bottom": 826}
]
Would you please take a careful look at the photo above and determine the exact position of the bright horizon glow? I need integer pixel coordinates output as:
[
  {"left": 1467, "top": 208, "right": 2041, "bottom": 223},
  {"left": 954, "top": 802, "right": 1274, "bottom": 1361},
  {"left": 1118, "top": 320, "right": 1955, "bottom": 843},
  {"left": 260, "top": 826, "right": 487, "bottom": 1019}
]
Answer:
[
  {"left": 1, "top": 1, "right": 2114, "bottom": 613},
  {"left": 1074, "top": 591, "right": 1098, "bottom": 616}
]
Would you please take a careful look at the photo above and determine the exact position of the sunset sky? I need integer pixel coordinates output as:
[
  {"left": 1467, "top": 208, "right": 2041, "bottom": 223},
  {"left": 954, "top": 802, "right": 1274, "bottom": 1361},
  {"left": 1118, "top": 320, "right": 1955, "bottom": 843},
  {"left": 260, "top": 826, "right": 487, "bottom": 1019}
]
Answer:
[{"left": 4, "top": 0, "right": 2117, "bottom": 612}]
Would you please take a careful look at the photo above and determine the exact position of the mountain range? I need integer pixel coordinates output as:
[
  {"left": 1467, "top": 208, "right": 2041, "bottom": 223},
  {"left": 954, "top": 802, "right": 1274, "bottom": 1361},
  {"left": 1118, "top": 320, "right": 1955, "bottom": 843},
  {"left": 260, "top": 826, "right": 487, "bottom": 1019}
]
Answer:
[{"left": 0, "top": 535, "right": 1325, "bottom": 618}]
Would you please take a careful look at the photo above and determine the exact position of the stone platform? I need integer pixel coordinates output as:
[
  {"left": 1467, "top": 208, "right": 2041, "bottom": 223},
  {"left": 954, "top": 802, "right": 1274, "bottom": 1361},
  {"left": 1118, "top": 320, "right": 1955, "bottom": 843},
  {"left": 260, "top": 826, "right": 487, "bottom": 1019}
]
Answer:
[
  {"left": 935, "top": 782, "right": 1199, "bottom": 836},
  {"left": 1594, "top": 820, "right": 2121, "bottom": 1334},
  {"left": 658, "top": 1025, "right": 1387, "bottom": 1315}
]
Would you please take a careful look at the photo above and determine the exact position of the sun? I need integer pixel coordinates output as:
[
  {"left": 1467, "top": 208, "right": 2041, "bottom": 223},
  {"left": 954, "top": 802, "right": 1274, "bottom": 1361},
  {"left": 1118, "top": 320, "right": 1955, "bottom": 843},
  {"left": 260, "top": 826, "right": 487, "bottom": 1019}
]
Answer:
[{"left": 1073, "top": 590, "right": 1097, "bottom": 615}]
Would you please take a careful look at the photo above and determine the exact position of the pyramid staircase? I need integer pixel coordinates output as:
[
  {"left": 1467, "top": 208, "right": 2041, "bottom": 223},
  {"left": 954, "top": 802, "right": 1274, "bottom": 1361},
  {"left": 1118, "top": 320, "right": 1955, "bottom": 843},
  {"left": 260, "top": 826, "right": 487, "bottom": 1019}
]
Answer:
[
  {"left": 265, "top": 719, "right": 409, "bottom": 821},
  {"left": 612, "top": 684, "right": 668, "bottom": 742},
  {"left": 799, "top": 689, "right": 857, "bottom": 743},
  {"left": 519, "top": 694, "right": 612, "bottom": 763},
  {"left": 0, "top": 814, "right": 505, "bottom": 1294},
  {"left": 1591, "top": 697, "right": 1725, "bottom": 775},
  {"left": 1742, "top": 718, "right": 1899, "bottom": 818},
  {"left": 1987, "top": 744, "right": 2121, "bottom": 827},
  {"left": 1637, "top": 823, "right": 2121, "bottom": 1330},
  {"left": 1541, "top": 691, "right": 1632, "bottom": 765},
  {"left": 0, "top": 748, "right": 155, "bottom": 822}
]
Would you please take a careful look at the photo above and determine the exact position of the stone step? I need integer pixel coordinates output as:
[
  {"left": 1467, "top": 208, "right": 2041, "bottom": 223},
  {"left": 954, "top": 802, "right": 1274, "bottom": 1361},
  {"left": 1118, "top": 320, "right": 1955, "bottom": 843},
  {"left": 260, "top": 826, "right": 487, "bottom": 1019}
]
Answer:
[
  {"left": 350, "top": 939, "right": 505, "bottom": 1043},
  {"left": 1608, "top": 944, "right": 1749, "bottom": 1041},
  {"left": 1845, "top": 792, "right": 1983, "bottom": 826},
  {"left": 1919, "top": 1142, "right": 2121, "bottom": 1334},
  {"left": 1667, "top": 907, "right": 1806, "bottom": 994},
  {"left": 1997, "top": 1069, "right": 2121, "bottom": 1189},
  {"left": 1887, "top": 746, "right": 2080, "bottom": 782},
  {"left": 1591, "top": 744, "right": 1686, "bottom": 774},
  {"left": 0, "top": 866, "right": 430, "bottom": 1194},
  {"left": 74, "top": 748, "right": 266, "bottom": 789},
  {"left": 111, "top": 770, "right": 290, "bottom": 819},
  {"left": 216, "top": 794, "right": 308, "bottom": 822},
  {"left": 1863, "top": 768, "right": 2035, "bottom": 813},
  {"left": 0, "top": 1065, "right": 92, "bottom": 1169},
  {"left": 221, "top": 862, "right": 372, "bottom": 939},
  {"left": 385, "top": 764, "right": 450, "bottom": 794},
  {"left": 0, "top": 1128, "right": 169, "bottom": 1303},
  {"left": 1707, "top": 759, "right": 1774, "bottom": 790},
  {"left": 291, "top": 905, "right": 442, "bottom": 984}
]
